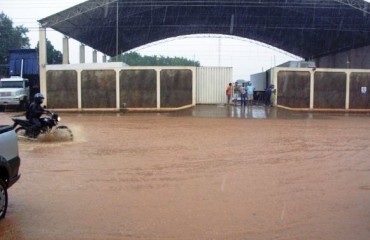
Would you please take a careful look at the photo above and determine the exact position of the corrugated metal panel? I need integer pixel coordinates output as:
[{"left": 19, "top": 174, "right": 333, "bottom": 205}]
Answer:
[
  {"left": 196, "top": 67, "right": 232, "bottom": 104},
  {"left": 9, "top": 49, "right": 39, "bottom": 76}
]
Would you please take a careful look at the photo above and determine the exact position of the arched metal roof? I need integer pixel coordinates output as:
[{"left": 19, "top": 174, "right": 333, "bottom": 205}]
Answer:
[{"left": 38, "top": 0, "right": 370, "bottom": 60}]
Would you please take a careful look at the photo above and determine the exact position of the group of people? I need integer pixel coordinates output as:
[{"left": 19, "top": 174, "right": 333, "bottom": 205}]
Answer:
[
  {"left": 226, "top": 82, "right": 254, "bottom": 106},
  {"left": 226, "top": 82, "right": 274, "bottom": 106}
]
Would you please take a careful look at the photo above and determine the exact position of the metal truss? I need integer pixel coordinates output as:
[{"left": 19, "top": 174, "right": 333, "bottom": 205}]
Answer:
[
  {"left": 334, "top": 0, "right": 370, "bottom": 14},
  {"left": 36, "top": 0, "right": 370, "bottom": 58},
  {"left": 39, "top": 0, "right": 117, "bottom": 28}
]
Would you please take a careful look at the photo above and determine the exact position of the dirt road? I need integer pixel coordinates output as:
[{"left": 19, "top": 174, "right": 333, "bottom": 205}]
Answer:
[{"left": 0, "top": 109, "right": 370, "bottom": 239}]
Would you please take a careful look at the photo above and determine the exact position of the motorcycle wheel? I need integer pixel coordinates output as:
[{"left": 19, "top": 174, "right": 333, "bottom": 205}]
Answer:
[
  {"left": 56, "top": 126, "right": 73, "bottom": 141},
  {"left": 0, "top": 179, "right": 8, "bottom": 219}
]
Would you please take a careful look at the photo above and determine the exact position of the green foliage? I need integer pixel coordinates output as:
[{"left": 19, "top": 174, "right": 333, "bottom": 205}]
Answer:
[
  {"left": 111, "top": 52, "right": 200, "bottom": 67},
  {"left": 36, "top": 39, "right": 63, "bottom": 64},
  {"left": 0, "top": 12, "right": 30, "bottom": 65}
]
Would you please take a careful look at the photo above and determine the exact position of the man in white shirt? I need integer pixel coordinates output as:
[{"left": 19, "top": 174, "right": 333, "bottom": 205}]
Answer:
[{"left": 246, "top": 82, "right": 255, "bottom": 106}]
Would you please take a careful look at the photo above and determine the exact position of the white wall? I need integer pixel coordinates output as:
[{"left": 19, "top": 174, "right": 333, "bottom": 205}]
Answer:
[{"left": 196, "top": 67, "right": 233, "bottom": 104}]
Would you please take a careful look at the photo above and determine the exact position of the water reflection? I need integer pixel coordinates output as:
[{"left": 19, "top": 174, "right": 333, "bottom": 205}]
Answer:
[
  {"left": 170, "top": 104, "right": 353, "bottom": 119},
  {"left": 186, "top": 104, "right": 278, "bottom": 119},
  {"left": 59, "top": 105, "right": 369, "bottom": 119}
]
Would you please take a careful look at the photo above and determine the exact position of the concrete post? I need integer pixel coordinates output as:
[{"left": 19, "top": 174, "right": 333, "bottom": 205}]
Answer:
[
  {"left": 92, "top": 50, "right": 97, "bottom": 63},
  {"left": 272, "top": 68, "right": 278, "bottom": 106},
  {"left": 79, "top": 44, "right": 85, "bottom": 63},
  {"left": 116, "top": 69, "right": 120, "bottom": 110},
  {"left": 345, "top": 71, "right": 350, "bottom": 110},
  {"left": 156, "top": 69, "right": 160, "bottom": 109},
  {"left": 77, "top": 70, "right": 82, "bottom": 110},
  {"left": 310, "top": 70, "right": 315, "bottom": 109},
  {"left": 38, "top": 27, "right": 47, "bottom": 104},
  {"left": 192, "top": 68, "right": 196, "bottom": 105},
  {"left": 62, "top": 36, "right": 69, "bottom": 64}
]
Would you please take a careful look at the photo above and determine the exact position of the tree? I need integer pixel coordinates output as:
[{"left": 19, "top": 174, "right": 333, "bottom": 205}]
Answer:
[
  {"left": 0, "top": 12, "right": 30, "bottom": 65},
  {"left": 36, "top": 39, "right": 63, "bottom": 64},
  {"left": 111, "top": 51, "right": 200, "bottom": 67},
  {"left": 0, "top": 12, "right": 30, "bottom": 76}
]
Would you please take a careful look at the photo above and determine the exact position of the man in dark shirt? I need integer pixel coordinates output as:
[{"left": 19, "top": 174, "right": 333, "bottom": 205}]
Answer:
[
  {"left": 27, "top": 93, "right": 49, "bottom": 137},
  {"left": 264, "top": 85, "right": 274, "bottom": 107}
]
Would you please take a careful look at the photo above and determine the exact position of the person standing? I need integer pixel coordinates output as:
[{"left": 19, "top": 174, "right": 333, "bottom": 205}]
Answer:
[
  {"left": 233, "top": 82, "right": 239, "bottom": 105},
  {"left": 264, "top": 85, "right": 273, "bottom": 106},
  {"left": 246, "top": 81, "right": 255, "bottom": 106},
  {"left": 240, "top": 83, "right": 247, "bottom": 106},
  {"left": 226, "top": 83, "right": 233, "bottom": 105}
]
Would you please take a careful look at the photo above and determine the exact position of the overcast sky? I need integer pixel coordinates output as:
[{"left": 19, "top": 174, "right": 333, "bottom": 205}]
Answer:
[{"left": 2, "top": 0, "right": 307, "bottom": 81}]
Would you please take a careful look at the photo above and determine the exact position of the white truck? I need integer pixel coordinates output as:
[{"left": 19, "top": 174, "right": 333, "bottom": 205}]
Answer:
[{"left": 0, "top": 76, "right": 30, "bottom": 110}]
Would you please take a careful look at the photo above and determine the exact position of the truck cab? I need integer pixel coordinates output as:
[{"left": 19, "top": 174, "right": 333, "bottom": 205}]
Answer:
[{"left": 0, "top": 76, "right": 30, "bottom": 110}]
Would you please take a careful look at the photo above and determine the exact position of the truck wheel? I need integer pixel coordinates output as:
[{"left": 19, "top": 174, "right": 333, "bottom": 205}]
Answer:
[
  {"left": 18, "top": 99, "right": 28, "bottom": 111},
  {"left": 0, "top": 179, "right": 7, "bottom": 219}
]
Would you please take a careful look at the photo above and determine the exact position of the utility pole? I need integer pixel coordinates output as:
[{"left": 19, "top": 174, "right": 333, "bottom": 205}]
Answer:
[
  {"left": 116, "top": 0, "right": 119, "bottom": 58},
  {"left": 218, "top": 38, "right": 221, "bottom": 67}
]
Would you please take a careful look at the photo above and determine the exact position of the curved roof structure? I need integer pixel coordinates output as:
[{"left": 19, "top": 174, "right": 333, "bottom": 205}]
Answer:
[{"left": 38, "top": 0, "right": 370, "bottom": 59}]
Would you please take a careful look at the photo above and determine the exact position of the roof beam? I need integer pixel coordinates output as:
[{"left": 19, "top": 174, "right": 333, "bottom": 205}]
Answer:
[
  {"left": 334, "top": 0, "right": 370, "bottom": 14},
  {"left": 39, "top": 0, "right": 117, "bottom": 28}
]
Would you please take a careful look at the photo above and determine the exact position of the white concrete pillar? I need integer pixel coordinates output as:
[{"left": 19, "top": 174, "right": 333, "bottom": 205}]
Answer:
[
  {"left": 310, "top": 70, "right": 315, "bottom": 109},
  {"left": 79, "top": 44, "right": 85, "bottom": 63},
  {"left": 345, "top": 70, "right": 350, "bottom": 110},
  {"left": 77, "top": 70, "right": 82, "bottom": 110},
  {"left": 156, "top": 69, "right": 160, "bottom": 109},
  {"left": 116, "top": 69, "right": 120, "bottom": 110},
  {"left": 92, "top": 50, "right": 97, "bottom": 63},
  {"left": 62, "top": 36, "right": 69, "bottom": 64},
  {"left": 192, "top": 67, "right": 196, "bottom": 105},
  {"left": 272, "top": 68, "right": 278, "bottom": 106},
  {"left": 102, "top": 55, "right": 107, "bottom": 63},
  {"left": 38, "top": 27, "right": 47, "bottom": 104}
]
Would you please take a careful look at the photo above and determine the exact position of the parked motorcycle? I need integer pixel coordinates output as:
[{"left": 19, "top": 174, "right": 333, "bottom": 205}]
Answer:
[{"left": 12, "top": 112, "right": 73, "bottom": 141}]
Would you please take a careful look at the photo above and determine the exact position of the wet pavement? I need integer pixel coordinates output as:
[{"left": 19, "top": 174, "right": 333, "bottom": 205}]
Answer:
[
  {"left": 1, "top": 105, "right": 370, "bottom": 240},
  {"left": 2, "top": 103, "right": 370, "bottom": 120},
  {"left": 161, "top": 104, "right": 370, "bottom": 120}
]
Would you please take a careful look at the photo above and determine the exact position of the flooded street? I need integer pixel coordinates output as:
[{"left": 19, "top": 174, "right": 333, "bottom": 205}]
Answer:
[{"left": 1, "top": 106, "right": 370, "bottom": 240}]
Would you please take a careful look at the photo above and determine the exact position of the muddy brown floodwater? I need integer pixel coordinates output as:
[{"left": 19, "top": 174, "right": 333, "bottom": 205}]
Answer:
[{"left": 0, "top": 107, "right": 370, "bottom": 240}]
